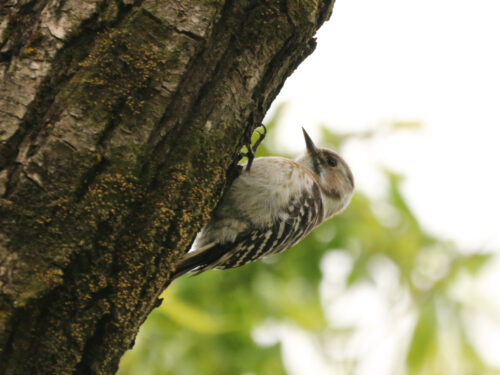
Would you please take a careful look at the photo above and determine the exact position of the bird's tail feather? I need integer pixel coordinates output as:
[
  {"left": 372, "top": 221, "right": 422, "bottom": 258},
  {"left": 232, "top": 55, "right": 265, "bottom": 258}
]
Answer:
[{"left": 171, "top": 242, "right": 229, "bottom": 280}]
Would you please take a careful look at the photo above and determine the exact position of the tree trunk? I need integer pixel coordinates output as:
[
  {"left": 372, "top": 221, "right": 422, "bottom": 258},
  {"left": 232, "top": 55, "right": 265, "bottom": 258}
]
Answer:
[{"left": 0, "top": 0, "right": 334, "bottom": 373}]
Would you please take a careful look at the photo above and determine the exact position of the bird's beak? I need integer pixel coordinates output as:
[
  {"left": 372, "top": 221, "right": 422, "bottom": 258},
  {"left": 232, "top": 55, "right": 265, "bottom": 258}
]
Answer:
[{"left": 302, "top": 128, "right": 319, "bottom": 157}]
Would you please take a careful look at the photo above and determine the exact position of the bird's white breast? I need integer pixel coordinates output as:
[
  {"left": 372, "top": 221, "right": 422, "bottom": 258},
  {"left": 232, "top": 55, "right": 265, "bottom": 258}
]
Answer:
[{"left": 219, "top": 157, "right": 316, "bottom": 225}]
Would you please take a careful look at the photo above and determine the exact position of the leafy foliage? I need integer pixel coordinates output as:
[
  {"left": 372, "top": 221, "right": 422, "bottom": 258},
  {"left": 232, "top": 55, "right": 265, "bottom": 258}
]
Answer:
[{"left": 118, "top": 113, "right": 497, "bottom": 375}]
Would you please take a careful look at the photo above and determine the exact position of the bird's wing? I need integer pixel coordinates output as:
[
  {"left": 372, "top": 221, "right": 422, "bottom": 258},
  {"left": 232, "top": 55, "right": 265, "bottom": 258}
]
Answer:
[
  {"left": 172, "top": 183, "right": 323, "bottom": 278},
  {"left": 210, "top": 181, "right": 323, "bottom": 270}
]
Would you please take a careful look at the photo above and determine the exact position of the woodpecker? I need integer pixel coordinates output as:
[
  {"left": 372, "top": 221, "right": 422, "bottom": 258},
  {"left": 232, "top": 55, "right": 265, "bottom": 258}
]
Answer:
[{"left": 172, "top": 127, "right": 354, "bottom": 279}]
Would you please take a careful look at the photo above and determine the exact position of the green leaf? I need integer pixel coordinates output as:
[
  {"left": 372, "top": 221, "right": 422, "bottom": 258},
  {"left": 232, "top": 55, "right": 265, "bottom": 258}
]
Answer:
[
  {"left": 407, "top": 301, "right": 437, "bottom": 372},
  {"left": 157, "top": 289, "right": 235, "bottom": 334},
  {"left": 462, "top": 253, "right": 493, "bottom": 275}
]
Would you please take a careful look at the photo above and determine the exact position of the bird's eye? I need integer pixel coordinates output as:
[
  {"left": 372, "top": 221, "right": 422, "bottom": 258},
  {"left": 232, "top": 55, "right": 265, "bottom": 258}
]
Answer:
[{"left": 326, "top": 156, "right": 337, "bottom": 167}]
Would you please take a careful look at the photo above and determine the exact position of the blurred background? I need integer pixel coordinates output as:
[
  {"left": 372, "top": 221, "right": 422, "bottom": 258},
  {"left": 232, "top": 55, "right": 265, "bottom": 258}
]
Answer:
[{"left": 118, "top": 0, "right": 500, "bottom": 374}]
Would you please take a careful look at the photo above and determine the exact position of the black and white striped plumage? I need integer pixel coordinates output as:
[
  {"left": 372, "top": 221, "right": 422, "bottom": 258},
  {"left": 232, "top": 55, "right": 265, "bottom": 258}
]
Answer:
[{"left": 172, "top": 129, "right": 354, "bottom": 279}]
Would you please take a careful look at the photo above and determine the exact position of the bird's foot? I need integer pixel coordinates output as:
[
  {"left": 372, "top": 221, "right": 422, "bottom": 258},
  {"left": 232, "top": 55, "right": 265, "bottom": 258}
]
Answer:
[{"left": 241, "top": 124, "right": 267, "bottom": 171}]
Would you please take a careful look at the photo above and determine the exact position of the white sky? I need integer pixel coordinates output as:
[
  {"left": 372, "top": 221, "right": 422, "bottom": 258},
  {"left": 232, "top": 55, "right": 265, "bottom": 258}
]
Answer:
[
  {"left": 262, "top": 0, "right": 500, "bottom": 373},
  {"left": 266, "top": 0, "right": 500, "bottom": 252}
]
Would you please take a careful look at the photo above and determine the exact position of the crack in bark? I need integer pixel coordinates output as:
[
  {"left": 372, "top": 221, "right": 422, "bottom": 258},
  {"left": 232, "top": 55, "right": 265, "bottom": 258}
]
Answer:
[
  {"left": 0, "top": 109, "right": 23, "bottom": 121},
  {"left": 22, "top": 170, "right": 46, "bottom": 191},
  {"left": 0, "top": 0, "right": 143, "bottom": 174},
  {"left": 75, "top": 311, "right": 113, "bottom": 375},
  {"left": 0, "top": 0, "right": 51, "bottom": 66},
  {"left": 73, "top": 156, "right": 108, "bottom": 201},
  {"left": 146, "top": 0, "right": 238, "bottom": 162}
]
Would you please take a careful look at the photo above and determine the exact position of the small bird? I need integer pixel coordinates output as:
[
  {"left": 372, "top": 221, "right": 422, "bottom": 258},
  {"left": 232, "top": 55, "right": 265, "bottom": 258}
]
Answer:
[{"left": 172, "top": 127, "right": 354, "bottom": 279}]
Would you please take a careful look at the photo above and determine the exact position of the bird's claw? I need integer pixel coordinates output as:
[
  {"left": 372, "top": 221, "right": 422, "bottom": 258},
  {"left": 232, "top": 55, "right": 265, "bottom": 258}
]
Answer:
[{"left": 242, "top": 124, "right": 267, "bottom": 172}]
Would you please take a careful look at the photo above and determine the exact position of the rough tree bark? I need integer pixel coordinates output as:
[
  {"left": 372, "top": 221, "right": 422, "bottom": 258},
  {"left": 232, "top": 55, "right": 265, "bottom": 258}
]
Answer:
[{"left": 0, "top": 0, "right": 335, "bottom": 373}]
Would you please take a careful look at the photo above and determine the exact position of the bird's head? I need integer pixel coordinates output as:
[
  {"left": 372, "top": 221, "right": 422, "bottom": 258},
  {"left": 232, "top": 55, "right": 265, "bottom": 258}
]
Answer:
[{"left": 296, "top": 128, "right": 355, "bottom": 215}]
